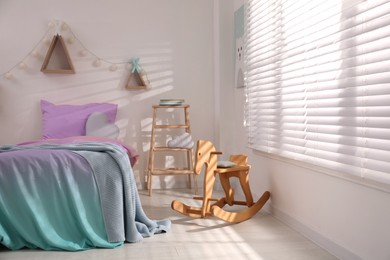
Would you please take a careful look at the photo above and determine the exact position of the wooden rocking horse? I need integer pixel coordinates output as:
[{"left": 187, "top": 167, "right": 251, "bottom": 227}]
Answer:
[{"left": 171, "top": 140, "right": 271, "bottom": 223}]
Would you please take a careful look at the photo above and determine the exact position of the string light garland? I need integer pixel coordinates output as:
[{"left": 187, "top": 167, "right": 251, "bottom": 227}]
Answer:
[
  {"left": 0, "top": 26, "right": 52, "bottom": 79},
  {"left": 1, "top": 20, "right": 133, "bottom": 80}
]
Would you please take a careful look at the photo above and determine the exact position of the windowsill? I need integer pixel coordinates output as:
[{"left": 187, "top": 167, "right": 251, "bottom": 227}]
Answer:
[{"left": 251, "top": 148, "right": 390, "bottom": 194}]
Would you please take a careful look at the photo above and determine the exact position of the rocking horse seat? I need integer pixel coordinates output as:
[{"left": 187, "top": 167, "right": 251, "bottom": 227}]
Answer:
[
  {"left": 214, "top": 165, "right": 252, "bottom": 206},
  {"left": 171, "top": 140, "right": 271, "bottom": 223}
]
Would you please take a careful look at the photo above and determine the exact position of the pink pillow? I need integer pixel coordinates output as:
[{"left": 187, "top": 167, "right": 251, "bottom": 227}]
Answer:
[{"left": 41, "top": 100, "right": 118, "bottom": 139}]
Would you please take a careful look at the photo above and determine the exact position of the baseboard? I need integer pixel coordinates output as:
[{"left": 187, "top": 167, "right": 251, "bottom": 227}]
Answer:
[{"left": 270, "top": 206, "right": 363, "bottom": 260}]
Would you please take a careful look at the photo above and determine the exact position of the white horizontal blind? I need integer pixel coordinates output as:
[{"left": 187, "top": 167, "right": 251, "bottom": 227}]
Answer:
[{"left": 245, "top": 0, "right": 390, "bottom": 187}]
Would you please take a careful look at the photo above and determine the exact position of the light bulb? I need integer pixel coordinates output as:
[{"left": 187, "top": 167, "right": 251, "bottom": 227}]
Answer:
[
  {"left": 61, "top": 23, "right": 68, "bottom": 31},
  {"left": 48, "top": 21, "right": 55, "bottom": 28},
  {"left": 94, "top": 59, "right": 101, "bottom": 67},
  {"left": 45, "top": 37, "right": 52, "bottom": 45},
  {"left": 109, "top": 64, "right": 118, "bottom": 71},
  {"left": 19, "top": 62, "right": 27, "bottom": 69},
  {"left": 80, "top": 50, "right": 88, "bottom": 56},
  {"left": 67, "top": 37, "right": 74, "bottom": 44},
  {"left": 5, "top": 72, "right": 12, "bottom": 79}
]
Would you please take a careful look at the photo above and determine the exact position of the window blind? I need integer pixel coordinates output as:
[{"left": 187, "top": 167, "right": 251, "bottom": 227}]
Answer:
[{"left": 245, "top": 0, "right": 390, "bottom": 188}]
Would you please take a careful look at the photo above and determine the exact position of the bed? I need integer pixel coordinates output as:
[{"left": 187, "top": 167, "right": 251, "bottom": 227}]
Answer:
[{"left": 0, "top": 100, "right": 170, "bottom": 251}]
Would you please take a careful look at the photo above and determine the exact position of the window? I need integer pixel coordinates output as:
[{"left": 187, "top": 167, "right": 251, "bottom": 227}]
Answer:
[{"left": 245, "top": 0, "right": 390, "bottom": 190}]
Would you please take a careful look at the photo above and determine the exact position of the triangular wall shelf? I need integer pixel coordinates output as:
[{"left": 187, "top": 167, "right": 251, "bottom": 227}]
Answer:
[
  {"left": 41, "top": 34, "right": 75, "bottom": 74},
  {"left": 126, "top": 70, "right": 150, "bottom": 90}
]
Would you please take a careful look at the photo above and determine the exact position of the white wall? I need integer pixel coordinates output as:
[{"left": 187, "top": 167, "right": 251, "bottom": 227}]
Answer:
[
  {"left": 0, "top": 0, "right": 215, "bottom": 189},
  {"left": 217, "top": 1, "right": 390, "bottom": 260},
  {"left": 3, "top": 1, "right": 390, "bottom": 259}
]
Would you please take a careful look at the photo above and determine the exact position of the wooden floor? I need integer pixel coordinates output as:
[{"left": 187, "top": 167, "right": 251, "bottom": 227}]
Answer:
[{"left": 0, "top": 189, "right": 339, "bottom": 260}]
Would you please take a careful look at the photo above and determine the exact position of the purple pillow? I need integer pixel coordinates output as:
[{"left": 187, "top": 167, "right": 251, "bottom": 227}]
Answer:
[{"left": 41, "top": 100, "right": 118, "bottom": 139}]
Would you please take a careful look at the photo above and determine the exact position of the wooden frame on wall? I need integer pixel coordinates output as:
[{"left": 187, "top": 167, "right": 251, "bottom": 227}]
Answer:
[{"left": 41, "top": 34, "right": 75, "bottom": 74}]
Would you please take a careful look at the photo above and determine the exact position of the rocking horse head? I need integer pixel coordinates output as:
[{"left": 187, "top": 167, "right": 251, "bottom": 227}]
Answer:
[{"left": 194, "top": 140, "right": 217, "bottom": 175}]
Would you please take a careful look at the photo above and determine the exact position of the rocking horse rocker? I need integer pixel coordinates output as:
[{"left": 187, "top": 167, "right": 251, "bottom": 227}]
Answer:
[{"left": 171, "top": 140, "right": 271, "bottom": 223}]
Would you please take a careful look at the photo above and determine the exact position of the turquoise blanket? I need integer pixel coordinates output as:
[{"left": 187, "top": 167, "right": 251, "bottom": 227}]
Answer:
[{"left": 0, "top": 142, "right": 170, "bottom": 251}]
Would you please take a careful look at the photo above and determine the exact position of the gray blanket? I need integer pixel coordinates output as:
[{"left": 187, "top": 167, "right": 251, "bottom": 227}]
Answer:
[{"left": 75, "top": 142, "right": 171, "bottom": 242}]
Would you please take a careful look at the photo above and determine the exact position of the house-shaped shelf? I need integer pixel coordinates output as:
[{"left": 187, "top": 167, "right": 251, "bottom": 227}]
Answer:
[
  {"left": 41, "top": 34, "right": 75, "bottom": 74},
  {"left": 126, "top": 70, "right": 150, "bottom": 90}
]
